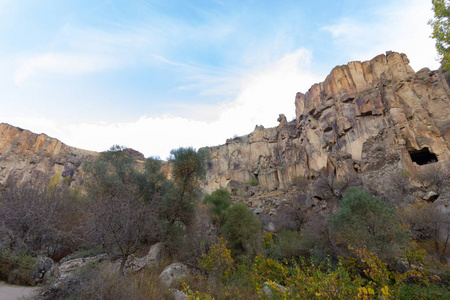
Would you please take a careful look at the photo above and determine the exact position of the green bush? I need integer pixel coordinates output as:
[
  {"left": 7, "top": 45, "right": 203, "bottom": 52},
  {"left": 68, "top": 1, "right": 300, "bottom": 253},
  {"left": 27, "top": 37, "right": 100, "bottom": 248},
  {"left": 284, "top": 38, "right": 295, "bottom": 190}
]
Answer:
[
  {"left": 263, "top": 231, "right": 305, "bottom": 261},
  {"left": 329, "top": 187, "right": 410, "bottom": 261},
  {"left": 0, "top": 249, "right": 37, "bottom": 286},
  {"left": 222, "top": 203, "right": 261, "bottom": 260},
  {"left": 398, "top": 283, "right": 449, "bottom": 300},
  {"left": 277, "top": 230, "right": 304, "bottom": 260},
  {"left": 247, "top": 178, "right": 259, "bottom": 186},
  {"left": 203, "top": 189, "right": 231, "bottom": 224},
  {"left": 198, "top": 238, "right": 235, "bottom": 283},
  {"left": 163, "top": 222, "right": 188, "bottom": 258}
]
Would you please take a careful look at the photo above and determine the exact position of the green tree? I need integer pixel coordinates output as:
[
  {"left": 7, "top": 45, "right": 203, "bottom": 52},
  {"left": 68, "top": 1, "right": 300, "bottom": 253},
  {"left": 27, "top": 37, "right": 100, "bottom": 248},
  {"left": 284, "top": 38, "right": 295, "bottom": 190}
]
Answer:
[
  {"left": 138, "top": 157, "right": 167, "bottom": 203},
  {"left": 83, "top": 146, "right": 161, "bottom": 274},
  {"left": 159, "top": 147, "right": 207, "bottom": 226},
  {"left": 83, "top": 145, "right": 138, "bottom": 200},
  {"left": 329, "top": 187, "right": 410, "bottom": 261},
  {"left": 222, "top": 203, "right": 261, "bottom": 260},
  {"left": 203, "top": 189, "right": 231, "bottom": 225},
  {"left": 159, "top": 147, "right": 207, "bottom": 257},
  {"left": 170, "top": 147, "right": 208, "bottom": 196},
  {"left": 429, "top": 0, "right": 450, "bottom": 71}
]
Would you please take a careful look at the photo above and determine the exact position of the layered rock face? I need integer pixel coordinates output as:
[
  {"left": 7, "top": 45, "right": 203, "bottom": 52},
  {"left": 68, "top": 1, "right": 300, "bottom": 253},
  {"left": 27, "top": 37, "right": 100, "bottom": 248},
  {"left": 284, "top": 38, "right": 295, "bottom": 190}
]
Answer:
[
  {"left": 204, "top": 52, "right": 450, "bottom": 193},
  {"left": 0, "top": 123, "right": 97, "bottom": 187}
]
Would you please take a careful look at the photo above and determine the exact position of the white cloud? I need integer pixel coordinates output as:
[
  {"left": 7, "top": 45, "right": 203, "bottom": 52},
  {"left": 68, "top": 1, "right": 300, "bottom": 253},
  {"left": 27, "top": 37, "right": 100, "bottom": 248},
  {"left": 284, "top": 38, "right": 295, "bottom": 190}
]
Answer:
[
  {"left": 322, "top": 0, "right": 440, "bottom": 71},
  {"left": 13, "top": 53, "right": 114, "bottom": 85},
  {"left": 218, "top": 49, "right": 321, "bottom": 129},
  {"left": 11, "top": 24, "right": 157, "bottom": 85},
  {"left": 5, "top": 48, "right": 321, "bottom": 158}
]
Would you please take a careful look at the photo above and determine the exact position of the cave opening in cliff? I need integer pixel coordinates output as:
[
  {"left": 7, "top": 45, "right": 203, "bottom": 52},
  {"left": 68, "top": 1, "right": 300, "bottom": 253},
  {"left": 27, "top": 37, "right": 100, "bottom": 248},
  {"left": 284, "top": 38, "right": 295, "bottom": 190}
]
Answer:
[{"left": 408, "top": 147, "right": 438, "bottom": 165}]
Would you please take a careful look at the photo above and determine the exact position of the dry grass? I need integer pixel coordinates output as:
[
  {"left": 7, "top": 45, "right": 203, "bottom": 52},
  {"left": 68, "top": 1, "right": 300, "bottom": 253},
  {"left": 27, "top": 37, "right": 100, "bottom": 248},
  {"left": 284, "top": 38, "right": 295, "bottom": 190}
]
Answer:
[
  {"left": 79, "top": 263, "right": 168, "bottom": 300},
  {"left": 38, "top": 255, "right": 177, "bottom": 300}
]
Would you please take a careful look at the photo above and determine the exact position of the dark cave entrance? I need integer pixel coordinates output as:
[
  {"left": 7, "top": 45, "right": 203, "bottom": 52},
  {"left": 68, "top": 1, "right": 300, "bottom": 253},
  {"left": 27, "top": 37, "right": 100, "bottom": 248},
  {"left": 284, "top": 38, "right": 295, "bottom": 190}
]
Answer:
[{"left": 408, "top": 147, "right": 438, "bottom": 165}]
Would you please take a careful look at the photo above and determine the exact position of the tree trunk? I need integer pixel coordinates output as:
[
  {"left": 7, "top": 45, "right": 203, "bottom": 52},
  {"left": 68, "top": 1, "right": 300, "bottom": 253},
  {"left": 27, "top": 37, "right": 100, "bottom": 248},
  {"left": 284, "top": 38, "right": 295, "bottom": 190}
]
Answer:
[{"left": 119, "top": 254, "right": 128, "bottom": 275}]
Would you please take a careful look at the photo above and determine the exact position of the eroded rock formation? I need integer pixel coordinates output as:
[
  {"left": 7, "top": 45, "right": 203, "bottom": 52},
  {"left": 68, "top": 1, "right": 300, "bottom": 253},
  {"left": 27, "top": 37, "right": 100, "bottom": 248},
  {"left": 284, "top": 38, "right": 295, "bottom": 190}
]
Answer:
[
  {"left": 204, "top": 51, "right": 450, "bottom": 193},
  {"left": 0, "top": 123, "right": 97, "bottom": 187}
]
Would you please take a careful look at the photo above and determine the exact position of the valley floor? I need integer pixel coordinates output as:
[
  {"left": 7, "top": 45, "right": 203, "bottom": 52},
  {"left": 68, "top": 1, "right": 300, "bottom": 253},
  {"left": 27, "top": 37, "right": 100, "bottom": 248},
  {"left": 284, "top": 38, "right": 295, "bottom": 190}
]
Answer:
[{"left": 0, "top": 281, "right": 39, "bottom": 300}]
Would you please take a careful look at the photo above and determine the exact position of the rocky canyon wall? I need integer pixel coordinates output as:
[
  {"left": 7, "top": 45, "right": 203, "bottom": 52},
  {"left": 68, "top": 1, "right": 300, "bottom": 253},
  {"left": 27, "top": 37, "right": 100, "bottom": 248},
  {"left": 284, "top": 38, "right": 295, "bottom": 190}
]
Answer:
[
  {"left": 0, "top": 123, "right": 97, "bottom": 187},
  {"left": 204, "top": 51, "right": 450, "bottom": 193}
]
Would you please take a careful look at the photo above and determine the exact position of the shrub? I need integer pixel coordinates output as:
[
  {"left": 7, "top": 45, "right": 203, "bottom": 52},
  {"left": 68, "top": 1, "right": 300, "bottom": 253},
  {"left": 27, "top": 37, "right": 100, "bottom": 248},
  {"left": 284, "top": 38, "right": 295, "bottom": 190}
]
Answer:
[
  {"left": 415, "top": 161, "right": 449, "bottom": 192},
  {"left": 163, "top": 223, "right": 188, "bottom": 259},
  {"left": 185, "top": 205, "right": 218, "bottom": 263},
  {"left": 329, "top": 187, "right": 410, "bottom": 261},
  {"left": 264, "top": 231, "right": 305, "bottom": 261},
  {"left": 277, "top": 230, "right": 305, "bottom": 260},
  {"left": 203, "top": 189, "right": 231, "bottom": 224},
  {"left": 222, "top": 203, "right": 261, "bottom": 260},
  {"left": 198, "top": 238, "right": 235, "bottom": 283},
  {"left": 247, "top": 178, "right": 259, "bottom": 186},
  {"left": 300, "top": 213, "right": 335, "bottom": 258},
  {"left": 292, "top": 175, "right": 310, "bottom": 192},
  {"left": 0, "top": 249, "right": 37, "bottom": 286},
  {"left": 398, "top": 283, "right": 449, "bottom": 300},
  {"left": 0, "top": 181, "right": 84, "bottom": 262},
  {"left": 251, "top": 255, "right": 287, "bottom": 287}
]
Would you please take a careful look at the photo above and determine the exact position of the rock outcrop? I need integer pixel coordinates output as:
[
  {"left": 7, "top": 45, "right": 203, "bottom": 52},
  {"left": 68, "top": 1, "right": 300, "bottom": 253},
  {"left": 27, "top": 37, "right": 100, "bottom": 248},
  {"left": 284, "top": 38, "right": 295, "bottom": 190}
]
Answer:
[
  {"left": 0, "top": 123, "right": 97, "bottom": 187},
  {"left": 204, "top": 52, "right": 450, "bottom": 193}
]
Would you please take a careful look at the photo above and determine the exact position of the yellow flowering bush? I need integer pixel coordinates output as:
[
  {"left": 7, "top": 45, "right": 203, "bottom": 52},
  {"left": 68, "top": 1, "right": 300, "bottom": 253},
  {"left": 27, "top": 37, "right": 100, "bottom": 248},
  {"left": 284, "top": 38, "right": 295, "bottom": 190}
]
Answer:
[{"left": 198, "top": 238, "right": 235, "bottom": 283}]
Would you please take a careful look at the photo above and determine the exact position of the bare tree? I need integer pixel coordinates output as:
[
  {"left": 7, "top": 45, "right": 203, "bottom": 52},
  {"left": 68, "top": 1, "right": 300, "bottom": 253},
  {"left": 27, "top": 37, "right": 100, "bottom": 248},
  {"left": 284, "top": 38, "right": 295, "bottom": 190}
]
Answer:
[
  {"left": 301, "top": 213, "right": 336, "bottom": 256},
  {"left": 85, "top": 194, "right": 160, "bottom": 274},
  {"left": 416, "top": 161, "right": 450, "bottom": 192},
  {"left": 0, "top": 181, "right": 83, "bottom": 262},
  {"left": 312, "top": 171, "right": 359, "bottom": 201},
  {"left": 400, "top": 202, "right": 450, "bottom": 259},
  {"left": 83, "top": 146, "right": 163, "bottom": 274},
  {"left": 384, "top": 170, "right": 413, "bottom": 206}
]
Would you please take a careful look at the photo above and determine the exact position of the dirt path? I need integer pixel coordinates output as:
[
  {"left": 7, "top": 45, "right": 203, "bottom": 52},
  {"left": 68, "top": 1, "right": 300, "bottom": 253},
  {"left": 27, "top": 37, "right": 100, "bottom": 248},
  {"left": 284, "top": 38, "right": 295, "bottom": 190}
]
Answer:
[{"left": 0, "top": 281, "right": 39, "bottom": 300}]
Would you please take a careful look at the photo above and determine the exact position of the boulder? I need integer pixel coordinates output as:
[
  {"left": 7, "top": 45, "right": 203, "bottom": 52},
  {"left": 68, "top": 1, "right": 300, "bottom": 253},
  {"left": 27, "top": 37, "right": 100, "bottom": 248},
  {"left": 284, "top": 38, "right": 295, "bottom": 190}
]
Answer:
[
  {"left": 262, "top": 281, "right": 288, "bottom": 298},
  {"left": 158, "top": 263, "right": 191, "bottom": 289},
  {"left": 32, "top": 256, "right": 54, "bottom": 283},
  {"left": 121, "top": 242, "right": 164, "bottom": 274},
  {"left": 57, "top": 254, "right": 108, "bottom": 280},
  {"left": 170, "top": 289, "right": 189, "bottom": 300}
]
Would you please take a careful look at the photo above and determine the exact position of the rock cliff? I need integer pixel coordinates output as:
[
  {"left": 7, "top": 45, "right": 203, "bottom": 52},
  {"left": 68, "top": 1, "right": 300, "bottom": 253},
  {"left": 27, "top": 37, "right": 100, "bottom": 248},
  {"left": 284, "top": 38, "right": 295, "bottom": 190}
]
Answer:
[
  {"left": 2, "top": 51, "right": 449, "bottom": 197},
  {"left": 204, "top": 51, "right": 450, "bottom": 193},
  {"left": 0, "top": 123, "right": 97, "bottom": 187}
]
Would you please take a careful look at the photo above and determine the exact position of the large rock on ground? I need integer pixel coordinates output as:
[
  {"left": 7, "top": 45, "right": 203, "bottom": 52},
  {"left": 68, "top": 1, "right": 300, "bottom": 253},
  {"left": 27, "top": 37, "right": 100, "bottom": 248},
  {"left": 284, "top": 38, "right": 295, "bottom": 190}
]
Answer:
[
  {"left": 120, "top": 242, "right": 164, "bottom": 274},
  {"left": 157, "top": 263, "right": 191, "bottom": 289}
]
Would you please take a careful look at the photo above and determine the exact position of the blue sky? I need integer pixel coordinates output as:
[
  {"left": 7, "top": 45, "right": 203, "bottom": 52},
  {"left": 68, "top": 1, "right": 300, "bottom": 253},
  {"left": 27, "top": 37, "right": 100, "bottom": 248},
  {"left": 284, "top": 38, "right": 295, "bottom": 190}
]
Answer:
[{"left": 0, "top": 0, "right": 440, "bottom": 158}]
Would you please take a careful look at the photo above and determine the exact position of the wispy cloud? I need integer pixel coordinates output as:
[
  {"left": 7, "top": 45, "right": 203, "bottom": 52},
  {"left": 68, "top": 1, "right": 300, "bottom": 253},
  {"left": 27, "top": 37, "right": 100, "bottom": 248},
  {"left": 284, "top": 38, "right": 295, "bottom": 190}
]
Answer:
[
  {"left": 2, "top": 0, "right": 439, "bottom": 160},
  {"left": 13, "top": 53, "right": 114, "bottom": 85},
  {"left": 4, "top": 48, "right": 321, "bottom": 158},
  {"left": 11, "top": 24, "right": 155, "bottom": 85},
  {"left": 322, "top": 0, "right": 439, "bottom": 71}
]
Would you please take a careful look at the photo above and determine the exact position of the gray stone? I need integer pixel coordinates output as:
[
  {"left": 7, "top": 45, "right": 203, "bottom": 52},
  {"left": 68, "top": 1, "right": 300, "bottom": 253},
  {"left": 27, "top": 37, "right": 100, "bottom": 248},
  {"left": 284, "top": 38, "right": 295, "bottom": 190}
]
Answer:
[
  {"left": 58, "top": 254, "right": 108, "bottom": 279},
  {"left": 122, "top": 242, "right": 164, "bottom": 274},
  {"left": 158, "top": 263, "right": 190, "bottom": 289},
  {"left": 33, "top": 256, "right": 53, "bottom": 283},
  {"left": 170, "top": 289, "right": 189, "bottom": 300},
  {"left": 262, "top": 281, "right": 288, "bottom": 298}
]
